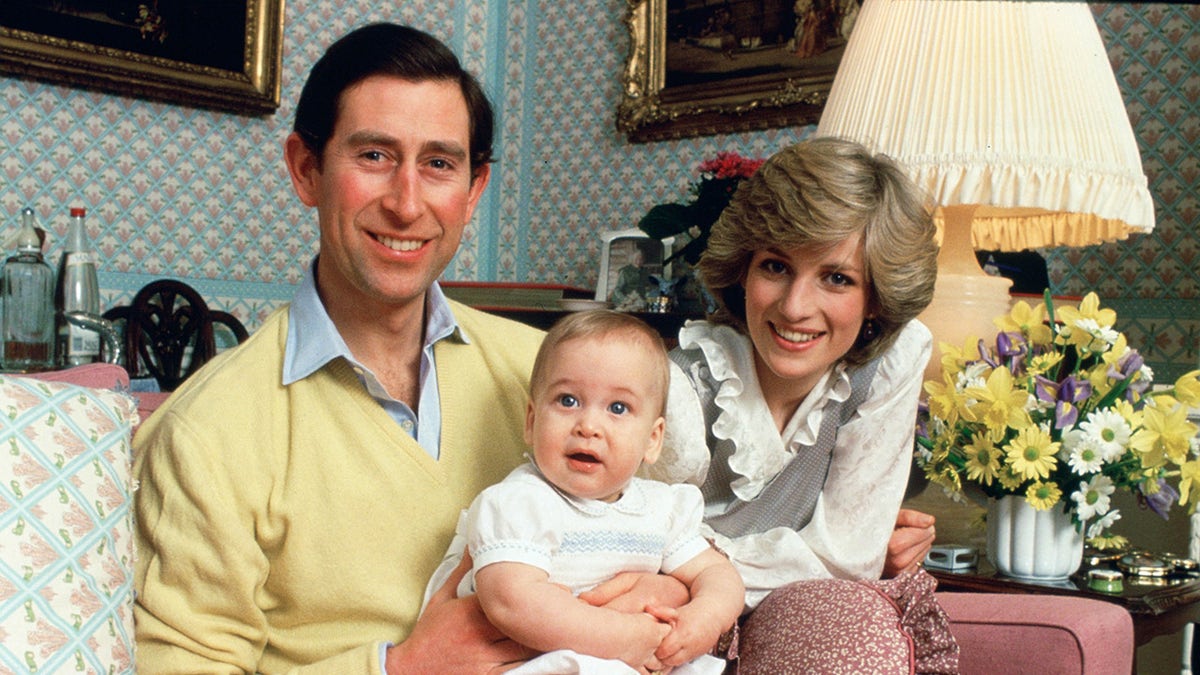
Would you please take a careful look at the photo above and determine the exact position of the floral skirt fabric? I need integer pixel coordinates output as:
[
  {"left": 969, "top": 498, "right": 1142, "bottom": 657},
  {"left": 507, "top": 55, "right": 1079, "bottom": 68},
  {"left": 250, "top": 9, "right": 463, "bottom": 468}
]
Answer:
[{"left": 733, "top": 568, "right": 959, "bottom": 675}]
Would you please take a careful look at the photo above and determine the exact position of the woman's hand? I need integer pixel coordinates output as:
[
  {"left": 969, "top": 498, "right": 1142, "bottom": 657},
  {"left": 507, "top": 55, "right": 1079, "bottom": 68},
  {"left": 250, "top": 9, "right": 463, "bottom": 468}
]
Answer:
[{"left": 883, "top": 508, "right": 936, "bottom": 577}]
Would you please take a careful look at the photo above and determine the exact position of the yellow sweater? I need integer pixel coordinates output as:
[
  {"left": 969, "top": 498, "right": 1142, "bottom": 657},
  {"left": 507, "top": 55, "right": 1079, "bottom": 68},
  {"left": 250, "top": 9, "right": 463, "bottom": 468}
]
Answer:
[{"left": 133, "top": 302, "right": 545, "bottom": 674}]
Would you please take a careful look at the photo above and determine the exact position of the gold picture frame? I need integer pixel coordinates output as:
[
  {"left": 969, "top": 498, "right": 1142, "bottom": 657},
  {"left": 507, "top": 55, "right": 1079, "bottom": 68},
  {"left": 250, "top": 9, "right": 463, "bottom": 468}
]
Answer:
[
  {"left": 617, "top": 0, "right": 854, "bottom": 143},
  {"left": 0, "top": 1, "right": 284, "bottom": 115}
]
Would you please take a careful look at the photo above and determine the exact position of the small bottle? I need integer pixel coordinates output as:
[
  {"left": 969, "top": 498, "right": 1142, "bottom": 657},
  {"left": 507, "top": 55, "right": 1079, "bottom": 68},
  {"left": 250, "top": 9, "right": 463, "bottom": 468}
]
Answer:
[
  {"left": 2, "top": 208, "right": 55, "bottom": 371},
  {"left": 54, "top": 206, "right": 101, "bottom": 366}
]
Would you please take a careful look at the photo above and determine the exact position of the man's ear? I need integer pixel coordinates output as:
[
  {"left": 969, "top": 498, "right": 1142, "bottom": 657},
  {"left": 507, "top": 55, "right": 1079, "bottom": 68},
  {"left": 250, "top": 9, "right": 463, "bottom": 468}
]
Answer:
[
  {"left": 523, "top": 398, "right": 536, "bottom": 446},
  {"left": 642, "top": 416, "right": 666, "bottom": 465},
  {"left": 462, "top": 163, "right": 491, "bottom": 223},
  {"left": 284, "top": 132, "right": 320, "bottom": 207}
]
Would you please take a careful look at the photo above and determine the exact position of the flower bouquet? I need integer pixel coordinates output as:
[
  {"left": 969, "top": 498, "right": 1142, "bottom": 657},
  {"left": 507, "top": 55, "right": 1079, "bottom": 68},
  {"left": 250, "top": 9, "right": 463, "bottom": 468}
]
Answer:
[
  {"left": 637, "top": 152, "right": 765, "bottom": 266},
  {"left": 915, "top": 292, "right": 1200, "bottom": 550}
]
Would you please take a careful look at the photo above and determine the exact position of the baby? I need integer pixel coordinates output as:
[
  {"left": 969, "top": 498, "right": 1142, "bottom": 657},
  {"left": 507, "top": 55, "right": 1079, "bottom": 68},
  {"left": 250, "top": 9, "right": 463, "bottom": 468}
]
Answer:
[{"left": 442, "top": 309, "right": 743, "bottom": 674}]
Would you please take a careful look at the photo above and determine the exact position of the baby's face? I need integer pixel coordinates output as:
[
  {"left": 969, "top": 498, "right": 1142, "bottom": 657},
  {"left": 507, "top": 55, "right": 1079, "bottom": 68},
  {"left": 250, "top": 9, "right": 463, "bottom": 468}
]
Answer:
[{"left": 525, "top": 336, "right": 665, "bottom": 502}]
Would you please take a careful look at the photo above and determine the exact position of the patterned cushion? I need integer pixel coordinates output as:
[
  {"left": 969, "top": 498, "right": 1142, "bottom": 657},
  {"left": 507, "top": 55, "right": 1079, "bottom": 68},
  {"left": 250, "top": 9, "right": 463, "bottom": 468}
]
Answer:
[
  {"left": 737, "top": 578, "right": 915, "bottom": 675},
  {"left": 0, "top": 374, "right": 137, "bottom": 674},
  {"left": 735, "top": 569, "right": 960, "bottom": 675}
]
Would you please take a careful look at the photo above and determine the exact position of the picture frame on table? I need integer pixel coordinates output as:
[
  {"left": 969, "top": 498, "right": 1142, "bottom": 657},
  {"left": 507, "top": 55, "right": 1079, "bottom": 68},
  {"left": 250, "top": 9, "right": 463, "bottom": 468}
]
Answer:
[
  {"left": 617, "top": 0, "right": 858, "bottom": 143},
  {"left": 595, "top": 229, "right": 673, "bottom": 309},
  {"left": 0, "top": 0, "right": 284, "bottom": 115}
]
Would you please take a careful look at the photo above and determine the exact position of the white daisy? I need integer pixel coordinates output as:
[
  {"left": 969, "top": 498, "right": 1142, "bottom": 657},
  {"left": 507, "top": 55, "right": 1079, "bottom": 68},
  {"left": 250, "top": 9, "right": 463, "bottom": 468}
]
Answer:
[
  {"left": 1087, "top": 509, "right": 1121, "bottom": 538},
  {"left": 957, "top": 362, "right": 989, "bottom": 391},
  {"left": 1066, "top": 439, "right": 1105, "bottom": 475},
  {"left": 1071, "top": 474, "right": 1115, "bottom": 521},
  {"left": 1078, "top": 408, "right": 1132, "bottom": 461},
  {"left": 1074, "top": 318, "right": 1119, "bottom": 348}
]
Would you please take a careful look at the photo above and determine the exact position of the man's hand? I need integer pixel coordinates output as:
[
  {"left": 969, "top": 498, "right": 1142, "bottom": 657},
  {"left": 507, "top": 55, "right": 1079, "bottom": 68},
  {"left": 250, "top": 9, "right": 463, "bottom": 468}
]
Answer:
[
  {"left": 577, "top": 571, "right": 689, "bottom": 615},
  {"left": 883, "top": 508, "right": 936, "bottom": 577},
  {"left": 385, "top": 554, "right": 536, "bottom": 674}
]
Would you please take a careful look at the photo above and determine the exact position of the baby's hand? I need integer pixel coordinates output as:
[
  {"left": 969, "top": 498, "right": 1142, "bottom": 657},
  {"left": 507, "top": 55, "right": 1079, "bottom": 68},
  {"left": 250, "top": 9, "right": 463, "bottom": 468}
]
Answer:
[
  {"left": 621, "top": 611, "right": 672, "bottom": 672},
  {"left": 645, "top": 604, "right": 724, "bottom": 667}
]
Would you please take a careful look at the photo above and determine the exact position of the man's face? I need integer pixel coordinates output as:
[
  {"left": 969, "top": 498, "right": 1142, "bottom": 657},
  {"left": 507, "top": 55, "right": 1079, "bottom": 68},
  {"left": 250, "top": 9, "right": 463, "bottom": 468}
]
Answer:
[{"left": 288, "top": 75, "right": 489, "bottom": 316}]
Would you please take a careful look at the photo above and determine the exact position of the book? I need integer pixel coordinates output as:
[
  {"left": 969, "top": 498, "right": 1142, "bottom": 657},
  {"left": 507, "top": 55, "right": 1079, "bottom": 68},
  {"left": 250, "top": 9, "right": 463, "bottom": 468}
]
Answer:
[{"left": 439, "top": 281, "right": 593, "bottom": 310}]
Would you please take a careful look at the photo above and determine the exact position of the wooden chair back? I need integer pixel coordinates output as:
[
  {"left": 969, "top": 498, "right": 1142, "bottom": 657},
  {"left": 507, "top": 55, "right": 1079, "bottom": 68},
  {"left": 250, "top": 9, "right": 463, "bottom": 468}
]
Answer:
[{"left": 103, "top": 279, "right": 248, "bottom": 391}]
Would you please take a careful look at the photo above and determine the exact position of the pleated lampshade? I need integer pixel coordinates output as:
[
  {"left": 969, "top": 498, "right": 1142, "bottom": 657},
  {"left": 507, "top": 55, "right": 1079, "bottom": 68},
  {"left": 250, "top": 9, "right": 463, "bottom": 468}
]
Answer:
[{"left": 816, "top": 0, "right": 1154, "bottom": 382}]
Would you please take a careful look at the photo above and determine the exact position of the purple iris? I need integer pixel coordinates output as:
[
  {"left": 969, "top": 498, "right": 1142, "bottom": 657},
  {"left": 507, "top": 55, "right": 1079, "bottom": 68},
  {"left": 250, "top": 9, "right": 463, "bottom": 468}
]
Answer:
[
  {"left": 1119, "top": 350, "right": 1151, "bottom": 398},
  {"left": 1035, "top": 375, "right": 1092, "bottom": 430},
  {"left": 995, "top": 331, "right": 1027, "bottom": 375},
  {"left": 1141, "top": 479, "right": 1180, "bottom": 520}
]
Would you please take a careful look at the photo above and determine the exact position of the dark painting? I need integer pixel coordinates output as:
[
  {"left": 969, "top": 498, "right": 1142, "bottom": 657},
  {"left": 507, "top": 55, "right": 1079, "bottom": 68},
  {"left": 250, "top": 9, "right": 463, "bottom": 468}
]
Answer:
[{"left": 1, "top": 0, "right": 247, "bottom": 71}]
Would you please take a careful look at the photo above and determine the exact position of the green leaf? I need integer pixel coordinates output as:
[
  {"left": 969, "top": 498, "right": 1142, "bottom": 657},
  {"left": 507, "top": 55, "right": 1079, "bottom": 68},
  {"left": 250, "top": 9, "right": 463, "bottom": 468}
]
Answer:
[{"left": 637, "top": 203, "right": 694, "bottom": 239}]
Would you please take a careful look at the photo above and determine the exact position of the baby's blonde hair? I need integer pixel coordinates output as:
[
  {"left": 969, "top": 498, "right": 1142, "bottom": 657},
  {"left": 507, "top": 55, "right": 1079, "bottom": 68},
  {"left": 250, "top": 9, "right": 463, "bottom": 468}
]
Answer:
[{"left": 530, "top": 310, "right": 670, "bottom": 416}]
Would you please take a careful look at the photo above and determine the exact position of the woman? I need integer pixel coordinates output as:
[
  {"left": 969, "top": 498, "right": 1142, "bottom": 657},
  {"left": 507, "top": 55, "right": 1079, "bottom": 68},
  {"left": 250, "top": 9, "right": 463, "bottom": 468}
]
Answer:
[{"left": 643, "top": 136, "right": 954, "bottom": 672}]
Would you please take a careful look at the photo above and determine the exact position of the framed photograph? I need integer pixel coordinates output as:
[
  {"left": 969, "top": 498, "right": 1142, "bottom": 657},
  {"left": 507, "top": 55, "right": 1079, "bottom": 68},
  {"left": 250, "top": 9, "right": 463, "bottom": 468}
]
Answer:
[
  {"left": 617, "top": 0, "right": 858, "bottom": 143},
  {"left": 0, "top": 0, "right": 284, "bottom": 115},
  {"left": 595, "top": 229, "right": 672, "bottom": 309}
]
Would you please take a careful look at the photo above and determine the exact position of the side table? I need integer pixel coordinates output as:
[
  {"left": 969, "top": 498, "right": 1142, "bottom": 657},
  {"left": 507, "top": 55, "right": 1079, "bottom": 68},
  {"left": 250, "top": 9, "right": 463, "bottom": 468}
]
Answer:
[{"left": 929, "top": 558, "right": 1200, "bottom": 647}]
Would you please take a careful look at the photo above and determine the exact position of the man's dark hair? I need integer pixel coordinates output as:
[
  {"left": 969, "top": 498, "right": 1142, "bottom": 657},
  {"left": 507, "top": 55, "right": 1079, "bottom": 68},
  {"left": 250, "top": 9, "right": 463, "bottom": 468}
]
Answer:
[{"left": 292, "top": 23, "right": 495, "bottom": 171}]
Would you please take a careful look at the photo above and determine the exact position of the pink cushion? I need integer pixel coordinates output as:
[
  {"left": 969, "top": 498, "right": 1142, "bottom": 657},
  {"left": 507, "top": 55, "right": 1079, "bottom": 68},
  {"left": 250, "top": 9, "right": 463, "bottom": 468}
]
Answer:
[
  {"left": 936, "top": 592, "right": 1134, "bottom": 675},
  {"left": 21, "top": 362, "right": 129, "bottom": 389},
  {"left": 21, "top": 364, "right": 169, "bottom": 429}
]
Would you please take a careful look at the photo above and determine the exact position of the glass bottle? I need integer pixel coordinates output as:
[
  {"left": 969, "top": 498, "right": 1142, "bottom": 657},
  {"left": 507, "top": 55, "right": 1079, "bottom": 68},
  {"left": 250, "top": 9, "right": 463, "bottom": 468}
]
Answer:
[
  {"left": 2, "top": 208, "right": 55, "bottom": 371},
  {"left": 54, "top": 206, "right": 101, "bottom": 366}
]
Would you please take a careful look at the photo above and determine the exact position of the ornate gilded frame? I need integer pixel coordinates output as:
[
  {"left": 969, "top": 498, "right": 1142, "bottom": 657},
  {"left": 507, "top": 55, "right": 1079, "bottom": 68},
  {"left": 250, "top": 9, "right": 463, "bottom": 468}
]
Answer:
[
  {"left": 0, "top": 1, "right": 284, "bottom": 115},
  {"left": 617, "top": 0, "right": 843, "bottom": 143}
]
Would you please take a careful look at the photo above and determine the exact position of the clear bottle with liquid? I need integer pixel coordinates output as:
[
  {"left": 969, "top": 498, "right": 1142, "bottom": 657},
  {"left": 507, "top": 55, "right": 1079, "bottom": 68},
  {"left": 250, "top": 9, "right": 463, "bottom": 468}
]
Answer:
[
  {"left": 54, "top": 206, "right": 101, "bottom": 366},
  {"left": 2, "top": 208, "right": 55, "bottom": 371}
]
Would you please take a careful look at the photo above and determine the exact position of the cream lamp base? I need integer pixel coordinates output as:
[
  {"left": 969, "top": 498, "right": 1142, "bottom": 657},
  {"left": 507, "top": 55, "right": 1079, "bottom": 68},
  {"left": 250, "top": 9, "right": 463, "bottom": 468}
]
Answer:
[{"left": 917, "top": 204, "right": 1013, "bottom": 386}]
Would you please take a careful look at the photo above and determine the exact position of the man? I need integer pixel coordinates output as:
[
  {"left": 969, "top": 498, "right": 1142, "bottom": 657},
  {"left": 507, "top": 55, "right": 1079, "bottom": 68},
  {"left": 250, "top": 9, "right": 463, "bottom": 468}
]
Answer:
[{"left": 133, "top": 23, "right": 547, "bottom": 673}]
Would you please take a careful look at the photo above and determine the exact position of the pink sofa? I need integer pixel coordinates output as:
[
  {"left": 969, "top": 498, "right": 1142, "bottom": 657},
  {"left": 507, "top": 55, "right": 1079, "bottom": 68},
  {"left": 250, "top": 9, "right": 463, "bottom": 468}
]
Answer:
[
  {"left": 939, "top": 592, "right": 1133, "bottom": 674},
  {"left": 10, "top": 365, "right": 1136, "bottom": 674}
]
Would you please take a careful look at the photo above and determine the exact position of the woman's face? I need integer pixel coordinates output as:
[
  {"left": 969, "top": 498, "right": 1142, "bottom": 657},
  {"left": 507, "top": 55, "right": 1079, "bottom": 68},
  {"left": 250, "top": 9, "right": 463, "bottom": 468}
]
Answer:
[{"left": 742, "top": 235, "right": 870, "bottom": 404}]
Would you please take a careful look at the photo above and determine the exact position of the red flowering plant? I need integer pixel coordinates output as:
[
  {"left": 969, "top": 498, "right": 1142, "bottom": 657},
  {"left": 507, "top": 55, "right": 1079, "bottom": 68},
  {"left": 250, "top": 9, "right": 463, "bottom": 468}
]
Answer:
[{"left": 638, "top": 152, "right": 765, "bottom": 266}]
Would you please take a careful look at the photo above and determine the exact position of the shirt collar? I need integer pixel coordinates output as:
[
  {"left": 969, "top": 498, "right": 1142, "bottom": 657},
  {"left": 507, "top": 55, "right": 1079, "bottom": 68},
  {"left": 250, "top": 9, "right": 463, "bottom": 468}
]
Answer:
[
  {"left": 526, "top": 457, "right": 650, "bottom": 516},
  {"left": 283, "top": 258, "right": 466, "bottom": 386}
]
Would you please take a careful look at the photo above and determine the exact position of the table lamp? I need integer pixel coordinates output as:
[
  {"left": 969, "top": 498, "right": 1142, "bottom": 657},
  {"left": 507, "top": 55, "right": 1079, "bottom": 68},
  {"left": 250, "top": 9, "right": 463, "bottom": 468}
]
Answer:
[{"left": 815, "top": 0, "right": 1155, "bottom": 384}]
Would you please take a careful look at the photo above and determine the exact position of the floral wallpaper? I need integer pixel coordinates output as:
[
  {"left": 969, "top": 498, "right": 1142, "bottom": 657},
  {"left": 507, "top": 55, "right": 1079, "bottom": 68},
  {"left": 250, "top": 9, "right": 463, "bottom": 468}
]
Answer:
[{"left": 0, "top": 1, "right": 1195, "bottom": 378}]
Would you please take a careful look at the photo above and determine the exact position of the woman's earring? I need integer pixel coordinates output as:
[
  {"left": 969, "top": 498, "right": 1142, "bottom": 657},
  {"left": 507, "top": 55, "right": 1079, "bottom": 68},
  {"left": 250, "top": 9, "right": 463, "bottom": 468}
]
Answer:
[{"left": 861, "top": 318, "right": 878, "bottom": 342}]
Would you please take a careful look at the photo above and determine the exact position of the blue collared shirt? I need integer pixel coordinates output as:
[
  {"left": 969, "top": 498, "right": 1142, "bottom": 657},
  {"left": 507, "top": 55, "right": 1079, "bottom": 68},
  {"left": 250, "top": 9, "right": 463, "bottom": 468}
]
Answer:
[{"left": 282, "top": 260, "right": 465, "bottom": 459}]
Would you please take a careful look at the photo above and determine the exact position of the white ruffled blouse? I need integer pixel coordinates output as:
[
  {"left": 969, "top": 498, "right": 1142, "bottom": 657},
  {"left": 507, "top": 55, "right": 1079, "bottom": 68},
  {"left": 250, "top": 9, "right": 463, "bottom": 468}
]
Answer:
[{"left": 642, "top": 319, "right": 932, "bottom": 609}]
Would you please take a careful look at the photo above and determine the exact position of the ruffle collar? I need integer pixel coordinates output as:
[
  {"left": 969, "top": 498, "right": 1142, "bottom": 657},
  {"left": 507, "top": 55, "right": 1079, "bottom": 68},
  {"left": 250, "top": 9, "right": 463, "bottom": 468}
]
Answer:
[{"left": 677, "top": 321, "right": 853, "bottom": 501}]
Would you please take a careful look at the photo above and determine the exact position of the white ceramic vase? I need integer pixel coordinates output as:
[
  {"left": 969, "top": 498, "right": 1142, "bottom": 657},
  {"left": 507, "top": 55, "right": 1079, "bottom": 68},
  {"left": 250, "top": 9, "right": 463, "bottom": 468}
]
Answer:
[{"left": 986, "top": 495, "right": 1084, "bottom": 581}]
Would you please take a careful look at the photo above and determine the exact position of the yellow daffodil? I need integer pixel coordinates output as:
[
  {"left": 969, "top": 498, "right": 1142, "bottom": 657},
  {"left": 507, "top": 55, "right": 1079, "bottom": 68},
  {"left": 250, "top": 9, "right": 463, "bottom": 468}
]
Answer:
[
  {"left": 1026, "top": 480, "right": 1062, "bottom": 510},
  {"left": 1179, "top": 460, "right": 1200, "bottom": 511},
  {"left": 937, "top": 336, "right": 982, "bottom": 378},
  {"left": 925, "top": 373, "right": 964, "bottom": 427},
  {"left": 1174, "top": 370, "right": 1200, "bottom": 407},
  {"left": 1100, "top": 333, "right": 1130, "bottom": 371},
  {"left": 1056, "top": 292, "right": 1116, "bottom": 332},
  {"left": 995, "top": 300, "right": 1052, "bottom": 346},
  {"left": 1055, "top": 292, "right": 1116, "bottom": 350},
  {"left": 1006, "top": 426, "right": 1060, "bottom": 480},
  {"left": 1131, "top": 402, "right": 1197, "bottom": 466},
  {"left": 966, "top": 367, "right": 1033, "bottom": 434}
]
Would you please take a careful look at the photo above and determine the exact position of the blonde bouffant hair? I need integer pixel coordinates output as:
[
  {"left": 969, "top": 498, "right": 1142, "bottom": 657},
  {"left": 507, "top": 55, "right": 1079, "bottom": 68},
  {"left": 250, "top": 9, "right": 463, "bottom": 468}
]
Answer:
[{"left": 699, "top": 136, "right": 939, "bottom": 366}]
